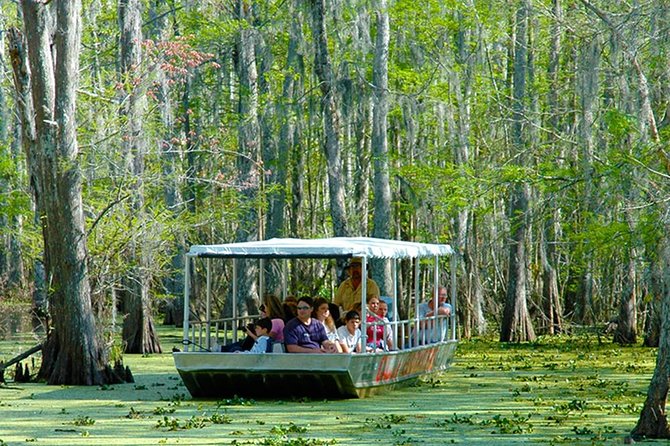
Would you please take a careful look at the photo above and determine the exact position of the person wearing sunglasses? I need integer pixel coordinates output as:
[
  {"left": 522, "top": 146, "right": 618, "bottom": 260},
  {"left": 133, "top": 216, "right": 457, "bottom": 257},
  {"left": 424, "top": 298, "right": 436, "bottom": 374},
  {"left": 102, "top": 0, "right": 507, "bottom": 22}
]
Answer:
[{"left": 283, "top": 296, "right": 337, "bottom": 353}]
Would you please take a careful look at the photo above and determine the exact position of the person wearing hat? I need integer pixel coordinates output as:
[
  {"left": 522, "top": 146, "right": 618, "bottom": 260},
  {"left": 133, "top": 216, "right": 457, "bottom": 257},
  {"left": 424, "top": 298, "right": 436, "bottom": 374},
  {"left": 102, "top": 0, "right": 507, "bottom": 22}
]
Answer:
[{"left": 334, "top": 257, "right": 380, "bottom": 316}]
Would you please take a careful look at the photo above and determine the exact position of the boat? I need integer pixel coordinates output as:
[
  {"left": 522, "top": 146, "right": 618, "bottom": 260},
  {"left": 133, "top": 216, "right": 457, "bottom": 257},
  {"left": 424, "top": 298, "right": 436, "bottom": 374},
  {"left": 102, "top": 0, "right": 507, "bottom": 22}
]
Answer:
[{"left": 173, "top": 237, "right": 458, "bottom": 398}]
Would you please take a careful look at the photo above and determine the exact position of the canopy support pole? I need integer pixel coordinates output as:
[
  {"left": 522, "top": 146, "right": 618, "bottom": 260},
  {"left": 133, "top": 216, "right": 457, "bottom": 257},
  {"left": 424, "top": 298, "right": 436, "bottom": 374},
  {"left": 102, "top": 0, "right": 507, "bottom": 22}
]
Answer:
[
  {"left": 183, "top": 254, "right": 191, "bottom": 352},
  {"left": 413, "top": 258, "right": 420, "bottom": 347},
  {"left": 206, "top": 258, "right": 212, "bottom": 350},
  {"left": 450, "top": 252, "right": 458, "bottom": 340},
  {"left": 392, "top": 259, "right": 398, "bottom": 347},
  {"left": 360, "top": 257, "right": 369, "bottom": 350},
  {"left": 232, "top": 258, "right": 238, "bottom": 343}
]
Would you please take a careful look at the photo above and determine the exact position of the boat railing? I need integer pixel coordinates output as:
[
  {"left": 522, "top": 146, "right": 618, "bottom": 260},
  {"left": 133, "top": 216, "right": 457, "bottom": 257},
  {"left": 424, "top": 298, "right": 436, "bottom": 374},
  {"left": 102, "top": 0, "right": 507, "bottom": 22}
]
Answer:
[
  {"left": 187, "top": 314, "right": 260, "bottom": 351},
  {"left": 359, "top": 313, "right": 454, "bottom": 351},
  {"left": 186, "top": 312, "right": 453, "bottom": 353}
]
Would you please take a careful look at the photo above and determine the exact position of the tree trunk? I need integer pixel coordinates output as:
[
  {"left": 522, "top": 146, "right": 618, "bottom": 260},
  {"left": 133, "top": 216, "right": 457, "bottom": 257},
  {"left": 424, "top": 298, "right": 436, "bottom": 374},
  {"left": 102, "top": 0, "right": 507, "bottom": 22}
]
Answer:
[
  {"left": 452, "top": 0, "right": 486, "bottom": 337},
  {"left": 309, "top": 0, "right": 349, "bottom": 237},
  {"left": 0, "top": 19, "right": 9, "bottom": 290},
  {"left": 575, "top": 33, "right": 600, "bottom": 324},
  {"left": 19, "top": 0, "right": 117, "bottom": 385},
  {"left": 541, "top": 0, "right": 563, "bottom": 336},
  {"left": 500, "top": 0, "right": 535, "bottom": 343},
  {"left": 233, "top": 14, "right": 261, "bottom": 312},
  {"left": 147, "top": 0, "right": 184, "bottom": 327},
  {"left": 631, "top": 237, "right": 670, "bottom": 439},
  {"left": 118, "top": 0, "right": 161, "bottom": 354},
  {"left": 287, "top": 12, "right": 306, "bottom": 241},
  {"left": 4, "top": 26, "right": 28, "bottom": 294},
  {"left": 614, "top": 242, "right": 637, "bottom": 345},
  {"left": 370, "top": 0, "right": 393, "bottom": 296},
  {"left": 540, "top": 221, "right": 562, "bottom": 335},
  {"left": 644, "top": 257, "right": 663, "bottom": 347}
]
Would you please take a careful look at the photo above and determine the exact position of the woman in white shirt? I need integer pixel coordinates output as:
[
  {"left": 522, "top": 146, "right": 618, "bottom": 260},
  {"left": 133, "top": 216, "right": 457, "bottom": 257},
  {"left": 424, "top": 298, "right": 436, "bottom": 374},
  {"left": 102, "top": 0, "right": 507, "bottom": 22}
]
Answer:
[{"left": 313, "top": 297, "right": 344, "bottom": 352}]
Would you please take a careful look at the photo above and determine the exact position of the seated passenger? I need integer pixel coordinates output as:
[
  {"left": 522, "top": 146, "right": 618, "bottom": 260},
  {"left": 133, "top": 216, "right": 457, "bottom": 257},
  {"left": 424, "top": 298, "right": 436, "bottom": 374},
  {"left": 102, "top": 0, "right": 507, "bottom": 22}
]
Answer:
[
  {"left": 378, "top": 300, "right": 391, "bottom": 320},
  {"left": 376, "top": 300, "right": 394, "bottom": 350},
  {"left": 283, "top": 296, "right": 337, "bottom": 353},
  {"left": 418, "top": 286, "right": 452, "bottom": 343},
  {"left": 336, "top": 310, "right": 362, "bottom": 353},
  {"left": 243, "top": 318, "right": 274, "bottom": 354},
  {"left": 222, "top": 299, "right": 283, "bottom": 352},
  {"left": 261, "top": 293, "right": 286, "bottom": 342},
  {"left": 283, "top": 295, "right": 298, "bottom": 319},
  {"left": 365, "top": 296, "right": 389, "bottom": 351},
  {"left": 313, "top": 297, "right": 344, "bottom": 352}
]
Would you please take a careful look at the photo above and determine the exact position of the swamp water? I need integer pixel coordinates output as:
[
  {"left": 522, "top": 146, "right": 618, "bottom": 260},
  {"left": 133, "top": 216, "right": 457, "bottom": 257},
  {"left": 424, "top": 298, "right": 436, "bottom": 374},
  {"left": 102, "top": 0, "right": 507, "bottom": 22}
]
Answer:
[{"left": 0, "top": 331, "right": 668, "bottom": 445}]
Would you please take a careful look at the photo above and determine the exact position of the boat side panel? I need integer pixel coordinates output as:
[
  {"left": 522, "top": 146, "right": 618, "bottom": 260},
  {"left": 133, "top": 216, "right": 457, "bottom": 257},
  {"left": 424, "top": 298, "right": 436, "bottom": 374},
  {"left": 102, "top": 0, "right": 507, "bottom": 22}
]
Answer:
[
  {"left": 348, "top": 341, "right": 458, "bottom": 388},
  {"left": 174, "top": 342, "right": 457, "bottom": 399}
]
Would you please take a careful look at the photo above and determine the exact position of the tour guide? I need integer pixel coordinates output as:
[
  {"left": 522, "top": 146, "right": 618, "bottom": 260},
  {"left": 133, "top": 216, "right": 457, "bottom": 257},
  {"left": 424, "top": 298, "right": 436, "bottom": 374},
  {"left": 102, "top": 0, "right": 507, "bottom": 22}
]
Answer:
[{"left": 334, "top": 257, "right": 381, "bottom": 314}]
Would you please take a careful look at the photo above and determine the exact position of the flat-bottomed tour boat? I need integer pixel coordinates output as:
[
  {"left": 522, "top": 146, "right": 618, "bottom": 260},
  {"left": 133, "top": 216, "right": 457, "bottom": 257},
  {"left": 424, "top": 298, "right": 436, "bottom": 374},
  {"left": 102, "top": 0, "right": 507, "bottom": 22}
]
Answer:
[{"left": 173, "top": 237, "right": 458, "bottom": 398}]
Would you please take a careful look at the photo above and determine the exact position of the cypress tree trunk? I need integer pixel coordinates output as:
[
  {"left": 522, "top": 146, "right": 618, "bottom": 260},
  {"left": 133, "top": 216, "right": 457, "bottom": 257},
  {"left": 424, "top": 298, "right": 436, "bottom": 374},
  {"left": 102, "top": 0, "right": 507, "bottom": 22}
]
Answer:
[
  {"left": 500, "top": 0, "right": 535, "bottom": 343},
  {"left": 631, "top": 237, "right": 670, "bottom": 439},
  {"left": 118, "top": 0, "right": 161, "bottom": 354},
  {"left": 541, "top": 0, "right": 563, "bottom": 335},
  {"left": 147, "top": 0, "right": 184, "bottom": 327},
  {"left": 233, "top": 9, "right": 261, "bottom": 312},
  {"left": 19, "top": 0, "right": 116, "bottom": 385},
  {"left": 309, "top": 0, "right": 349, "bottom": 237},
  {"left": 370, "top": 0, "right": 393, "bottom": 296}
]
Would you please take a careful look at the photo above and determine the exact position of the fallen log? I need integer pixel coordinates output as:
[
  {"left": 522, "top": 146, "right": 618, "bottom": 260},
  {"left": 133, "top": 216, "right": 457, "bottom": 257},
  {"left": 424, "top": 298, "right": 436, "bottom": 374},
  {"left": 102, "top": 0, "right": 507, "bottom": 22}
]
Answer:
[{"left": 0, "top": 344, "right": 42, "bottom": 383}]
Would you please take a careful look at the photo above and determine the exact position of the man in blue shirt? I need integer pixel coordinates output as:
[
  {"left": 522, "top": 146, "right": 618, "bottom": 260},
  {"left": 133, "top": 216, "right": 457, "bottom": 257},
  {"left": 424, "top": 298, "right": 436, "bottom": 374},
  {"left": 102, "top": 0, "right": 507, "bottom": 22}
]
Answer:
[
  {"left": 284, "top": 296, "right": 336, "bottom": 353},
  {"left": 418, "top": 286, "right": 452, "bottom": 343}
]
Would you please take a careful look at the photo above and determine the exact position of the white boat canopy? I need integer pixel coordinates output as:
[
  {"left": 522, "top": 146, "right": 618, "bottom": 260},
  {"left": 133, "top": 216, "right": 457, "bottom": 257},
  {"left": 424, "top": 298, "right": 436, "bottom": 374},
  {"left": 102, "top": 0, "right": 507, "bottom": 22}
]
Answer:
[
  {"left": 182, "top": 236, "right": 458, "bottom": 354},
  {"left": 188, "top": 236, "right": 454, "bottom": 260}
]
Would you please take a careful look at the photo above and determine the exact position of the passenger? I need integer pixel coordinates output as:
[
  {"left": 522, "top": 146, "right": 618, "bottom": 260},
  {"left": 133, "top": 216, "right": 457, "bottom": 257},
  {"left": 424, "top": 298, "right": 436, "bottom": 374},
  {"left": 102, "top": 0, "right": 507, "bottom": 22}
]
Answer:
[
  {"left": 365, "top": 296, "right": 388, "bottom": 351},
  {"left": 336, "top": 310, "right": 362, "bottom": 353},
  {"left": 376, "top": 300, "right": 394, "bottom": 350},
  {"left": 378, "top": 300, "right": 391, "bottom": 320},
  {"left": 262, "top": 293, "right": 286, "bottom": 343},
  {"left": 329, "top": 302, "right": 343, "bottom": 327},
  {"left": 313, "top": 297, "right": 344, "bottom": 353},
  {"left": 351, "top": 302, "right": 363, "bottom": 318},
  {"left": 334, "top": 258, "right": 381, "bottom": 316},
  {"left": 224, "top": 297, "right": 283, "bottom": 352},
  {"left": 418, "top": 286, "right": 452, "bottom": 343},
  {"left": 283, "top": 296, "right": 337, "bottom": 353},
  {"left": 283, "top": 295, "right": 298, "bottom": 319},
  {"left": 243, "top": 318, "right": 274, "bottom": 354}
]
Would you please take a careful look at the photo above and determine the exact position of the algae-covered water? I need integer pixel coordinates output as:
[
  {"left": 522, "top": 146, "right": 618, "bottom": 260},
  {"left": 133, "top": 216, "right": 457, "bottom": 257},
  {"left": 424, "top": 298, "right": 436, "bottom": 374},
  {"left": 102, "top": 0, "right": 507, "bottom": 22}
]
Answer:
[{"left": 0, "top": 330, "right": 668, "bottom": 446}]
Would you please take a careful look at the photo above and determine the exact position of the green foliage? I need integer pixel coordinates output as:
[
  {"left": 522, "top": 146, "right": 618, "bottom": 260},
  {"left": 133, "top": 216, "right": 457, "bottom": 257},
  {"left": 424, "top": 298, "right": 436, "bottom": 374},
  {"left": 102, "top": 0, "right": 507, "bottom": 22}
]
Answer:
[
  {"left": 154, "top": 412, "right": 231, "bottom": 431},
  {"left": 482, "top": 413, "right": 533, "bottom": 435},
  {"left": 125, "top": 407, "right": 144, "bottom": 419},
  {"left": 71, "top": 415, "right": 96, "bottom": 426},
  {"left": 270, "top": 423, "right": 308, "bottom": 435},
  {"left": 603, "top": 109, "right": 636, "bottom": 142}
]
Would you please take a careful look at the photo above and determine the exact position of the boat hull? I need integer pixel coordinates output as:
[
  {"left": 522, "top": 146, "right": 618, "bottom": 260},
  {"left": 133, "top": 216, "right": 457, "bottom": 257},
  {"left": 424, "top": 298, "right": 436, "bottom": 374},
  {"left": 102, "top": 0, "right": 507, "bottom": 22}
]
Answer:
[{"left": 173, "top": 340, "right": 457, "bottom": 399}]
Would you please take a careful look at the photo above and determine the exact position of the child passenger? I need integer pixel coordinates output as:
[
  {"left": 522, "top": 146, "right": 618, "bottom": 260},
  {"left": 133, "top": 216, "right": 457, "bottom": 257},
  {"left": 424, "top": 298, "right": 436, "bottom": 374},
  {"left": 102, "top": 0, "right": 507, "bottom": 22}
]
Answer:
[
  {"left": 242, "top": 318, "right": 273, "bottom": 354},
  {"left": 336, "top": 311, "right": 362, "bottom": 353}
]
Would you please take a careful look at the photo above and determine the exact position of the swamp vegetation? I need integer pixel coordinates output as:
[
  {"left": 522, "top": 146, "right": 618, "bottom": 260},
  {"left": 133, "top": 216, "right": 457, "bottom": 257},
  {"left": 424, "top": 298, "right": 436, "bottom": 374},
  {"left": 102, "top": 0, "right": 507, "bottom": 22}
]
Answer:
[{"left": 0, "top": 325, "right": 667, "bottom": 446}]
